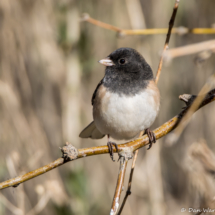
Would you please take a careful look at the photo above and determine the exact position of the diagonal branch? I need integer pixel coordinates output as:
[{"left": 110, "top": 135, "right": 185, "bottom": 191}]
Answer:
[
  {"left": 155, "top": 0, "right": 180, "bottom": 84},
  {"left": 0, "top": 89, "right": 215, "bottom": 190},
  {"left": 81, "top": 13, "right": 121, "bottom": 33}
]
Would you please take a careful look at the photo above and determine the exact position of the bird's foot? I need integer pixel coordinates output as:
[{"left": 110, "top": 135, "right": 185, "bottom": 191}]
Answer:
[
  {"left": 144, "top": 128, "right": 156, "bottom": 150},
  {"left": 107, "top": 141, "right": 119, "bottom": 162}
]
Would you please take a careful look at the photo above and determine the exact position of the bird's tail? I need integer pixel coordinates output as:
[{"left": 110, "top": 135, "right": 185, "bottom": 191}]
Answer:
[{"left": 79, "top": 121, "right": 105, "bottom": 139}]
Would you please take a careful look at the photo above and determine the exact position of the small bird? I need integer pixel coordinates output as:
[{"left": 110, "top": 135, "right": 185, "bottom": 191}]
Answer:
[{"left": 79, "top": 48, "right": 160, "bottom": 161}]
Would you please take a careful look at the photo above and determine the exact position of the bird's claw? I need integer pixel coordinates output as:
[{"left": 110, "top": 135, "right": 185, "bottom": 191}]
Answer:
[
  {"left": 107, "top": 141, "right": 119, "bottom": 161},
  {"left": 144, "top": 128, "right": 156, "bottom": 150}
]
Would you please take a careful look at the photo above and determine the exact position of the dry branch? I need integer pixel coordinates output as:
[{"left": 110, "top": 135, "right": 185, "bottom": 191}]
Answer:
[
  {"left": 80, "top": 14, "right": 215, "bottom": 36},
  {"left": 155, "top": 0, "right": 180, "bottom": 84},
  {"left": 0, "top": 89, "right": 215, "bottom": 190},
  {"left": 117, "top": 149, "right": 139, "bottom": 215},
  {"left": 81, "top": 13, "right": 121, "bottom": 33},
  {"left": 110, "top": 157, "right": 128, "bottom": 215},
  {"left": 120, "top": 27, "right": 215, "bottom": 35}
]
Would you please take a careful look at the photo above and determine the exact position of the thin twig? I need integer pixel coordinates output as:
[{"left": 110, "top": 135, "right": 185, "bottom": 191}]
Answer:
[
  {"left": 117, "top": 131, "right": 143, "bottom": 215},
  {"left": 155, "top": 0, "right": 180, "bottom": 84},
  {"left": 121, "top": 28, "right": 215, "bottom": 35},
  {"left": 0, "top": 158, "right": 65, "bottom": 190},
  {"left": 81, "top": 14, "right": 215, "bottom": 36},
  {"left": 110, "top": 157, "right": 128, "bottom": 215},
  {"left": 0, "top": 89, "right": 215, "bottom": 190},
  {"left": 81, "top": 13, "right": 121, "bottom": 32},
  {"left": 117, "top": 149, "right": 139, "bottom": 215}
]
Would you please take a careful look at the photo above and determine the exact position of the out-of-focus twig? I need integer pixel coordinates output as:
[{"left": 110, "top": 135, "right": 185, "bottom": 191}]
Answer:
[
  {"left": 0, "top": 89, "right": 215, "bottom": 190},
  {"left": 120, "top": 28, "right": 215, "bottom": 36},
  {"left": 167, "top": 75, "right": 215, "bottom": 145},
  {"left": 80, "top": 14, "right": 215, "bottom": 36},
  {"left": 26, "top": 192, "right": 51, "bottom": 215},
  {"left": 110, "top": 157, "right": 128, "bottom": 215},
  {"left": 194, "top": 50, "right": 214, "bottom": 64},
  {"left": 0, "top": 193, "right": 23, "bottom": 215},
  {"left": 125, "top": 0, "right": 146, "bottom": 29},
  {"left": 164, "top": 39, "right": 215, "bottom": 60},
  {"left": 155, "top": 0, "right": 180, "bottom": 84},
  {"left": 81, "top": 13, "right": 121, "bottom": 33}
]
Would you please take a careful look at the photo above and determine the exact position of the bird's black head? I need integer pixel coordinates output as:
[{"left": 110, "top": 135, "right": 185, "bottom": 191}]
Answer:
[{"left": 99, "top": 48, "right": 154, "bottom": 95}]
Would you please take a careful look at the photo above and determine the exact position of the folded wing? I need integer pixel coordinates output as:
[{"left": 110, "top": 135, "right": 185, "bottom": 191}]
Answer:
[{"left": 79, "top": 121, "right": 105, "bottom": 139}]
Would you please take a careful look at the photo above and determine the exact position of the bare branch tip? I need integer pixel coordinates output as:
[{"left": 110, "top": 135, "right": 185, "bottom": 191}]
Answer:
[
  {"left": 117, "top": 31, "right": 126, "bottom": 38},
  {"left": 179, "top": 94, "right": 197, "bottom": 106},
  {"left": 179, "top": 94, "right": 190, "bottom": 103},
  {"left": 80, "top": 13, "right": 90, "bottom": 22}
]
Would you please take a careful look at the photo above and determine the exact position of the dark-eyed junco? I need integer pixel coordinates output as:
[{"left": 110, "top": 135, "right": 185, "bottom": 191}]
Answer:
[{"left": 79, "top": 48, "right": 160, "bottom": 161}]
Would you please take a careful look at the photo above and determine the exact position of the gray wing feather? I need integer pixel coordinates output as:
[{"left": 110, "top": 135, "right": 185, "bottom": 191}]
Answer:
[
  {"left": 91, "top": 79, "right": 103, "bottom": 105},
  {"left": 79, "top": 121, "right": 105, "bottom": 139}
]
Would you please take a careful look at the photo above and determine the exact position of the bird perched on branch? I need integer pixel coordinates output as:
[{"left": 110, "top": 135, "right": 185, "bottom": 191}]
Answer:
[{"left": 79, "top": 48, "right": 160, "bottom": 161}]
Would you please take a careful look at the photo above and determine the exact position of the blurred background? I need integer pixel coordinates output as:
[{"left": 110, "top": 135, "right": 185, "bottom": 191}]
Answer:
[{"left": 0, "top": 0, "right": 215, "bottom": 214}]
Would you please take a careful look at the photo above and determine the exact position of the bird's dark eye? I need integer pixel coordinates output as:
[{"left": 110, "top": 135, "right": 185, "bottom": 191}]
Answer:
[{"left": 119, "top": 59, "right": 125, "bottom": 64}]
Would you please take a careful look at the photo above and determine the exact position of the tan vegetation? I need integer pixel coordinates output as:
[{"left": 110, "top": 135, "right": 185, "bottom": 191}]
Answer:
[{"left": 0, "top": 0, "right": 215, "bottom": 215}]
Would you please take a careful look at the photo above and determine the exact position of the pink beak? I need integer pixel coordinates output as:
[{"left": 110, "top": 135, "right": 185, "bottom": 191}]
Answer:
[{"left": 98, "top": 58, "right": 114, "bottom": 66}]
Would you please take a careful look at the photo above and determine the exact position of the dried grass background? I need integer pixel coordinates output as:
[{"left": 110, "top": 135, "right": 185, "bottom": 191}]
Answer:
[{"left": 0, "top": 0, "right": 215, "bottom": 215}]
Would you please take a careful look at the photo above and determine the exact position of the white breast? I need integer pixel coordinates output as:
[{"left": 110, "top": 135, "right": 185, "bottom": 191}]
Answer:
[{"left": 93, "top": 86, "right": 160, "bottom": 140}]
